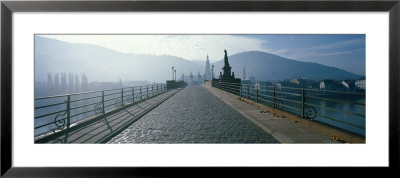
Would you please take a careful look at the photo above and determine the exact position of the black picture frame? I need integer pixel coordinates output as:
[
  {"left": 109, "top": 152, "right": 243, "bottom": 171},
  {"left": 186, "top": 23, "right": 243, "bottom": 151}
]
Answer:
[{"left": 1, "top": 0, "right": 399, "bottom": 177}]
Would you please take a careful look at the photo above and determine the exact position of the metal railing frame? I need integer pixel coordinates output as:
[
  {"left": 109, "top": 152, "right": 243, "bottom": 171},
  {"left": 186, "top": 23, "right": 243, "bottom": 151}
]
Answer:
[
  {"left": 34, "top": 83, "right": 167, "bottom": 137},
  {"left": 212, "top": 81, "right": 366, "bottom": 134}
]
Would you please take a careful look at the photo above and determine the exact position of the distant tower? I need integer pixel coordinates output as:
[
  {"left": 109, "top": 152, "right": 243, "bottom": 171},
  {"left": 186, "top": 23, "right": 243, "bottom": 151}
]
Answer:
[
  {"left": 204, "top": 54, "right": 212, "bottom": 81},
  {"left": 190, "top": 72, "right": 193, "bottom": 85},
  {"left": 242, "top": 67, "right": 247, "bottom": 80}
]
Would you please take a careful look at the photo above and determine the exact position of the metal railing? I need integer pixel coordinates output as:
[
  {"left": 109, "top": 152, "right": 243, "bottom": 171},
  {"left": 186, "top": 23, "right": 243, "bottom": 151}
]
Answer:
[
  {"left": 34, "top": 83, "right": 167, "bottom": 137},
  {"left": 212, "top": 81, "right": 366, "bottom": 136}
]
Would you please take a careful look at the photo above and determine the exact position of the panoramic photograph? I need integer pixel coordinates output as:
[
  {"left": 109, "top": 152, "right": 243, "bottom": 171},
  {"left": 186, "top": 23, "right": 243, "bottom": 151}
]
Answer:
[{"left": 34, "top": 34, "right": 365, "bottom": 144}]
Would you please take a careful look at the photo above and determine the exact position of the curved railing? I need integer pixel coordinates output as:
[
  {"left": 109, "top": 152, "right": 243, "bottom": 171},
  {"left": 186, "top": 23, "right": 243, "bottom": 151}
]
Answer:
[
  {"left": 34, "top": 84, "right": 167, "bottom": 137},
  {"left": 212, "top": 81, "right": 365, "bottom": 136}
]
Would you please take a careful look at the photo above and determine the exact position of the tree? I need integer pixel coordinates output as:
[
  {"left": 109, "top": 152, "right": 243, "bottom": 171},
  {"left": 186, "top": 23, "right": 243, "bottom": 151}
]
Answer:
[
  {"left": 46, "top": 73, "right": 53, "bottom": 95},
  {"left": 68, "top": 73, "right": 74, "bottom": 93},
  {"left": 75, "top": 73, "right": 80, "bottom": 92},
  {"left": 81, "top": 73, "right": 88, "bottom": 91},
  {"left": 61, "top": 72, "right": 67, "bottom": 93},
  {"left": 54, "top": 73, "right": 60, "bottom": 93},
  {"left": 119, "top": 78, "right": 123, "bottom": 88},
  {"left": 47, "top": 73, "right": 53, "bottom": 89}
]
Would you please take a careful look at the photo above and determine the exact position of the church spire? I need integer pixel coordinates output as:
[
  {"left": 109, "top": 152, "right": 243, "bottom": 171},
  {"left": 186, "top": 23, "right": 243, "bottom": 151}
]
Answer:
[{"left": 204, "top": 54, "right": 211, "bottom": 81}]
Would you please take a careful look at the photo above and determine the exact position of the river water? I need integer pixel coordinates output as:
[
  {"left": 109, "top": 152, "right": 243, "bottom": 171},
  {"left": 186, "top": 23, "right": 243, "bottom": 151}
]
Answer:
[{"left": 240, "top": 86, "right": 365, "bottom": 136}]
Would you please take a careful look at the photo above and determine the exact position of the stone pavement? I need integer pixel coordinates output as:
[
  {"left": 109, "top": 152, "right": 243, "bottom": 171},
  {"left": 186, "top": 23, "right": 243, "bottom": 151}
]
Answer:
[
  {"left": 203, "top": 84, "right": 338, "bottom": 143},
  {"left": 108, "top": 85, "right": 279, "bottom": 143}
]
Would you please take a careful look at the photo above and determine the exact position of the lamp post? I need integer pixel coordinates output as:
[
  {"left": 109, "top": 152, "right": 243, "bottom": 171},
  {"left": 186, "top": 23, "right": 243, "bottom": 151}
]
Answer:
[
  {"left": 174, "top": 70, "right": 176, "bottom": 82},
  {"left": 172, "top": 67, "right": 174, "bottom": 82},
  {"left": 211, "top": 65, "right": 214, "bottom": 79}
]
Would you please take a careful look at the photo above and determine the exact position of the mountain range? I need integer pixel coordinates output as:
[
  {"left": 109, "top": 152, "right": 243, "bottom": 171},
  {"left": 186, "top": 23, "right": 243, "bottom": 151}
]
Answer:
[
  {"left": 35, "top": 36, "right": 362, "bottom": 83},
  {"left": 212, "top": 51, "right": 362, "bottom": 81}
]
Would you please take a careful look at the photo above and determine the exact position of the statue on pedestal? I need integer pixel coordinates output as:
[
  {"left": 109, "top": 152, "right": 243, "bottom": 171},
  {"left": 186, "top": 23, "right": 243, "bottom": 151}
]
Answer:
[
  {"left": 213, "top": 49, "right": 241, "bottom": 95},
  {"left": 222, "top": 49, "right": 232, "bottom": 79},
  {"left": 224, "top": 49, "right": 230, "bottom": 67}
]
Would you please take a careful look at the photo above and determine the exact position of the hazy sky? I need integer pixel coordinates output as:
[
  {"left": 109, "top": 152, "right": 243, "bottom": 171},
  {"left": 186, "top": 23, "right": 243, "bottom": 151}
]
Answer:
[{"left": 42, "top": 34, "right": 365, "bottom": 75}]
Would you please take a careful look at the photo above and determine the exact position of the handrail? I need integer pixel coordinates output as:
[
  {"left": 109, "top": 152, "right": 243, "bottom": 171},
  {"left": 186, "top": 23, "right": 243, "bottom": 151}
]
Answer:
[
  {"left": 35, "top": 101, "right": 66, "bottom": 110},
  {"left": 240, "top": 83, "right": 365, "bottom": 95},
  {"left": 304, "top": 102, "right": 365, "bottom": 118},
  {"left": 34, "top": 83, "right": 168, "bottom": 137},
  {"left": 34, "top": 84, "right": 163, "bottom": 100},
  {"left": 212, "top": 80, "right": 365, "bottom": 136},
  {"left": 70, "top": 95, "right": 102, "bottom": 103},
  {"left": 305, "top": 95, "right": 365, "bottom": 106}
]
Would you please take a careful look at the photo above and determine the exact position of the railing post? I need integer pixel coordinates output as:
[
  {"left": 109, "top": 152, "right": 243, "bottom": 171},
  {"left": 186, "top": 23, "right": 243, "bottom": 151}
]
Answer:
[
  {"left": 152, "top": 85, "right": 154, "bottom": 96},
  {"left": 140, "top": 86, "right": 142, "bottom": 100},
  {"left": 102, "top": 91, "right": 105, "bottom": 114},
  {"left": 247, "top": 85, "right": 250, "bottom": 99},
  {"left": 273, "top": 87, "right": 276, "bottom": 108},
  {"left": 256, "top": 86, "right": 259, "bottom": 103},
  {"left": 302, "top": 88, "right": 305, "bottom": 118},
  {"left": 147, "top": 86, "right": 149, "bottom": 98},
  {"left": 66, "top": 95, "right": 71, "bottom": 129},
  {"left": 121, "top": 88, "right": 124, "bottom": 106},
  {"left": 63, "top": 95, "right": 71, "bottom": 143},
  {"left": 132, "top": 87, "right": 135, "bottom": 103}
]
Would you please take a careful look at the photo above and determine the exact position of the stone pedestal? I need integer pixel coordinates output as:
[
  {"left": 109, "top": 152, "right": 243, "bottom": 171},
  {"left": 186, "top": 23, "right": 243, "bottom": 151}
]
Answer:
[{"left": 212, "top": 49, "right": 242, "bottom": 95}]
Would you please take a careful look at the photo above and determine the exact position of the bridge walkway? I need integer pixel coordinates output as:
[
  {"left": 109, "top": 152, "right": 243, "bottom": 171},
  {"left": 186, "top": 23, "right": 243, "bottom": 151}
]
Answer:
[
  {"left": 108, "top": 85, "right": 279, "bottom": 143},
  {"left": 203, "top": 84, "right": 338, "bottom": 143}
]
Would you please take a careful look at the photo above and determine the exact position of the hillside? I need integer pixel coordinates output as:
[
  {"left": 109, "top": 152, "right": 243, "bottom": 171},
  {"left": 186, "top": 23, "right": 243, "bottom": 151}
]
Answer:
[
  {"left": 211, "top": 51, "right": 362, "bottom": 81},
  {"left": 35, "top": 36, "right": 202, "bottom": 83}
]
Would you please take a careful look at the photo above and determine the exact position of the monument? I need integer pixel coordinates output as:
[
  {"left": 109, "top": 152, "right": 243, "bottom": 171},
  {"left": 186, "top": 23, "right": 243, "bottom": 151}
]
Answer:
[
  {"left": 222, "top": 49, "right": 233, "bottom": 79},
  {"left": 212, "top": 49, "right": 241, "bottom": 94}
]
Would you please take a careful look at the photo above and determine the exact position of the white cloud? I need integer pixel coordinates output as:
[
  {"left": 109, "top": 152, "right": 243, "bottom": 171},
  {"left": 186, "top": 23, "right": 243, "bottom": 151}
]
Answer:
[
  {"left": 308, "top": 38, "right": 364, "bottom": 50},
  {"left": 40, "top": 35, "right": 267, "bottom": 62},
  {"left": 268, "top": 39, "right": 364, "bottom": 60}
]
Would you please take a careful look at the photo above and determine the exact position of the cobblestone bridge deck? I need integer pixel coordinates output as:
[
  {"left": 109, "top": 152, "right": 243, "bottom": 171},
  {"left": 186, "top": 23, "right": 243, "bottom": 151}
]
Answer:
[{"left": 108, "top": 85, "right": 279, "bottom": 143}]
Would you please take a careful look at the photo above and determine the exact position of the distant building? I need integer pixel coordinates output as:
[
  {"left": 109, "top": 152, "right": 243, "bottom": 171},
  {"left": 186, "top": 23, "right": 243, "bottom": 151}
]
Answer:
[
  {"left": 204, "top": 55, "right": 212, "bottom": 81},
  {"left": 320, "top": 81, "right": 325, "bottom": 89},
  {"left": 320, "top": 79, "right": 347, "bottom": 91},
  {"left": 290, "top": 78, "right": 300, "bottom": 85},
  {"left": 275, "top": 83, "right": 282, "bottom": 90},
  {"left": 242, "top": 67, "right": 247, "bottom": 80},
  {"left": 249, "top": 75, "right": 256, "bottom": 83},
  {"left": 341, "top": 80, "right": 349, "bottom": 88},
  {"left": 355, "top": 77, "right": 366, "bottom": 90},
  {"left": 287, "top": 78, "right": 318, "bottom": 89},
  {"left": 188, "top": 72, "right": 203, "bottom": 85}
]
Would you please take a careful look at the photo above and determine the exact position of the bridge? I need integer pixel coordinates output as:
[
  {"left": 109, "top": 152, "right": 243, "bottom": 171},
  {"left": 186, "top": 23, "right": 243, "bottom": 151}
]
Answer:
[{"left": 34, "top": 80, "right": 365, "bottom": 144}]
